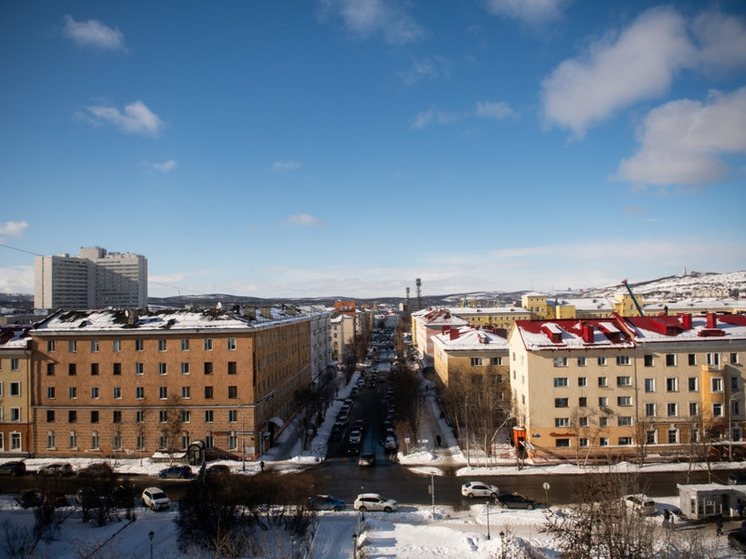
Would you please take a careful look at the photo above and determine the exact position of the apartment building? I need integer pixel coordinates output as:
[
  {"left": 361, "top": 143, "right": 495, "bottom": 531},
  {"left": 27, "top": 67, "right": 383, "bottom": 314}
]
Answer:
[
  {"left": 34, "top": 246, "right": 147, "bottom": 310},
  {"left": 0, "top": 327, "right": 32, "bottom": 455},
  {"left": 449, "top": 306, "right": 532, "bottom": 331},
  {"left": 330, "top": 313, "right": 355, "bottom": 361},
  {"left": 411, "top": 309, "right": 469, "bottom": 368},
  {"left": 508, "top": 313, "right": 746, "bottom": 461},
  {"left": 29, "top": 306, "right": 314, "bottom": 460}
]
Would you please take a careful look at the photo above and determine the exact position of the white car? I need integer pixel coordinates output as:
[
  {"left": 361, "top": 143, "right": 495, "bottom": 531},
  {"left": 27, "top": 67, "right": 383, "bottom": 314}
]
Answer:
[
  {"left": 142, "top": 487, "right": 170, "bottom": 511},
  {"left": 354, "top": 493, "right": 398, "bottom": 513},
  {"left": 623, "top": 494, "right": 656, "bottom": 516},
  {"left": 461, "top": 481, "right": 500, "bottom": 499}
]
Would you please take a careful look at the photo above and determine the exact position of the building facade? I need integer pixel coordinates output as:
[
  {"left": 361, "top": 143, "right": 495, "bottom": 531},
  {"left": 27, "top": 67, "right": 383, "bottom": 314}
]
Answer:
[
  {"left": 29, "top": 307, "right": 313, "bottom": 460},
  {"left": 0, "top": 327, "right": 32, "bottom": 455},
  {"left": 34, "top": 247, "right": 147, "bottom": 310}
]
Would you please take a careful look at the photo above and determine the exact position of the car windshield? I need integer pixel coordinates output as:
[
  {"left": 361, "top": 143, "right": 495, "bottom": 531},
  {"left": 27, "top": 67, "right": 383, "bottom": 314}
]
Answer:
[{"left": 152, "top": 492, "right": 167, "bottom": 500}]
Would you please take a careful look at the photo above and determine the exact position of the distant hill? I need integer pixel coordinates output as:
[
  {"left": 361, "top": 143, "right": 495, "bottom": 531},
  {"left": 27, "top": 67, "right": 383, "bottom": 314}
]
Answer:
[{"left": 2, "top": 270, "right": 744, "bottom": 313}]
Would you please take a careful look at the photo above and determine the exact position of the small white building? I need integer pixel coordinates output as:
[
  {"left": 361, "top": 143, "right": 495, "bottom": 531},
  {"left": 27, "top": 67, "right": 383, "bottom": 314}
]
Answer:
[{"left": 677, "top": 483, "right": 746, "bottom": 520}]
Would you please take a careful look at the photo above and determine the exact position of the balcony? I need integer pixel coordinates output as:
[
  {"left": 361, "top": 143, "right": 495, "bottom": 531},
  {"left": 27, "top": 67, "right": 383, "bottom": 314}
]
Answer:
[{"left": 702, "top": 363, "right": 724, "bottom": 373}]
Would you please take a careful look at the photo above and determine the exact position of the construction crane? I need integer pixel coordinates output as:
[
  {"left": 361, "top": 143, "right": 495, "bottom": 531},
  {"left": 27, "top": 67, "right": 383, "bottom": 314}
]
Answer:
[{"left": 621, "top": 279, "right": 645, "bottom": 316}]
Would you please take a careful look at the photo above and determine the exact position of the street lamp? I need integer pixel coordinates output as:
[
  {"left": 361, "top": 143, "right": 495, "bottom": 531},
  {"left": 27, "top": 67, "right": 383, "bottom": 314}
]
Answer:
[
  {"left": 485, "top": 500, "right": 491, "bottom": 540},
  {"left": 148, "top": 530, "right": 154, "bottom": 559},
  {"left": 352, "top": 532, "right": 357, "bottom": 558}
]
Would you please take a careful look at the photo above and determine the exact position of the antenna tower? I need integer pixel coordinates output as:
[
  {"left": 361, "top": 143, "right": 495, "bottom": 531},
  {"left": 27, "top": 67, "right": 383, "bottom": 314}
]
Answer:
[{"left": 416, "top": 278, "right": 422, "bottom": 311}]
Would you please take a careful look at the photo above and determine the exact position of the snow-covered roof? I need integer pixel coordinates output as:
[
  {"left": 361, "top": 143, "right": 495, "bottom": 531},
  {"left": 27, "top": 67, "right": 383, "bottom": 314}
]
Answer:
[
  {"left": 449, "top": 306, "right": 529, "bottom": 316},
  {"left": 0, "top": 326, "right": 30, "bottom": 350},
  {"left": 432, "top": 326, "right": 509, "bottom": 351},
  {"left": 514, "top": 317, "right": 635, "bottom": 351}
]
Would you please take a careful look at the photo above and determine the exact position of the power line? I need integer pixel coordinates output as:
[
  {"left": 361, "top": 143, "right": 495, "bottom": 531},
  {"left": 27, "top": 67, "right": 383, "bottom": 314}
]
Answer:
[{"left": 0, "top": 243, "right": 43, "bottom": 257}]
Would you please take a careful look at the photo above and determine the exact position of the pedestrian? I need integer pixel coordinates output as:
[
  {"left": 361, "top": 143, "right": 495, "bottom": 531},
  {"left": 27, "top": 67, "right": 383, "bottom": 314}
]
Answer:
[
  {"left": 260, "top": 460, "right": 265, "bottom": 472},
  {"left": 738, "top": 499, "right": 744, "bottom": 520},
  {"left": 663, "top": 508, "right": 670, "bottom": 528},
  {"left": 716, "top": 515, "right": 724, "bottom": 536},
  {"left": 436, "top": 434, "right": 442, "bottom": 447}
]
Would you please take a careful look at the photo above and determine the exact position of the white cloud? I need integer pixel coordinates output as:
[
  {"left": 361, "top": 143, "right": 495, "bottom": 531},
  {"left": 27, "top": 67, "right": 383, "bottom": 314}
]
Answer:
[
  {"left": 318, "top": 0, "right": 424, "bottom": 44},
  {"left": 273, "top": 161, "right": 303, "bottom": 171},
  {"left": 475, "top": 101, "right": 514, "bottom": 119},
  {"left": 0, "top": 266, "right": 34, "bottom": 294},
  {"left": 85, "top": 100, "right": 163, "bottom": 136},
  {"left": 412, "top": 102, "right": 514, "bottom": 129},
  {"left": 150, "top": 160, "right": 177, "bottom": 172},
  {"left": 411, "top": 109, "right": 434, "bottom": 129},
  {"left": 283, "top": 214, "right": 327, "bottom": 227},
  {"left": 0, "top": 221, "right": 29, "bottom": 241},
  {"left": 398, "top": 56, "right": 451, "bottom": 86},
  {"left": 63, "top": 15, "right": 125, "bottom": 51},
  {"left": 616, "top": 87, "right": 746, "bottom": 186},
  {"left": 691, "top": 10, "right": 746, "bottom": 72},
  {"left": 485, "top": 0, "right": 565, "bottom": 26}
]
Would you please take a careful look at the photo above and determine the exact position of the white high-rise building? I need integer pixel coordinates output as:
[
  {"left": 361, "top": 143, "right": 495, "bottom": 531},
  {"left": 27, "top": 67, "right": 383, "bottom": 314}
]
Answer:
[{"left": 34, "top": 247, "right": 147, "bottom": 310}]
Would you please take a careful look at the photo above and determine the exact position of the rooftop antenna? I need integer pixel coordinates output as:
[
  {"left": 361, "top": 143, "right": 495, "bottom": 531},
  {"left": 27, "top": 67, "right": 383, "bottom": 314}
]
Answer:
[{"left": 406, "top": 287, "right": 410, "bottom": 318}]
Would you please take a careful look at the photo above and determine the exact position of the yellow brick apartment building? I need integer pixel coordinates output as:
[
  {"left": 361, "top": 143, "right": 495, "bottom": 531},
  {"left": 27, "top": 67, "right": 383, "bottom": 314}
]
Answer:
[{"left": 0, "top": 327, "right": 33, "bottom": 454}]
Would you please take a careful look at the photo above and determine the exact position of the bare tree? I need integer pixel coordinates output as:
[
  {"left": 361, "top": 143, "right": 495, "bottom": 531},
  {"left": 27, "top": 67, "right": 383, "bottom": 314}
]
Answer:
[{"left": 164, "top": 394, "right": 185, "bottom": 463}]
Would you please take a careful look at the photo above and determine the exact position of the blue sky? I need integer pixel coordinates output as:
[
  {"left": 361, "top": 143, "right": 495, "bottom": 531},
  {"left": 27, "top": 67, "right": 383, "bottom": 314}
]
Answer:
[{"left": 1, "top": 0, "right": 745, "bottom": 299}]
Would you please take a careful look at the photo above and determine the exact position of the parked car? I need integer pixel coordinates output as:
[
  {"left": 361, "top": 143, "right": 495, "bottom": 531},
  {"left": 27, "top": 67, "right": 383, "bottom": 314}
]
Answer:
[
  {"left": 76, "top": 486, "right": 100, "bottom": 508},
  {"left": 623, "top": 494, "right": 657, "bottom": 516},
  {"left": 16, "top": 489, "right": 43, "bottom": 508},
  {"left": 330, "top": 424, "right": 344, "bottom": 442},
  {"left": 158, "top": 465, "right": 193, "bottom": 479},
  {"left": 205, "top": 464, "right": 231, "bottom": 477},
  {"left": 308, "top": 494, "right": 345, "bottom": 511},
  {"left": 142, "top": 487, "right": 171, "bottom": 511},
  {"left": 347, "top": 442, "right": 361, "bottom": 456},
  {"left": 78, "top": 462, "right": 115, "bottom": 479},
  {"left": 384, "top": 434, "right": 398, "bottom": 451},
  {"left": 494, "top": 492, "right": 537, "bottom": 510},
  {"left": 37, "top": 462, "right": 74, "bottom": 476},
  {"left": 729, "top": 529, "right": 746, "bottom": 553},
  {"left": 358, "top": 453, "right": 376, "bottom": 467},
  {"left": 348, "top": 429, "right": 362, "bottom": 444},
  {"left": 0, "top": 460, "right": 26, "bottom": 476},
  {"left": 354, "top": 493, "right": 398, "bottom": 513},
  {"left": 728, "top": 471, "right": 746, "bottom": 485},
  {"left": 336, "top": 411, "right": 350, "bottom": 424},
  {"left": 461, "top": 481, "right": 499, "bottom": 499}
]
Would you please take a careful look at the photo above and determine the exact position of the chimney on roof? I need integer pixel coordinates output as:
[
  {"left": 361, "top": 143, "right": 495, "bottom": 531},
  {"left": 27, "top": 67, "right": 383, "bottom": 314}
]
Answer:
[
  {"left": 582, "top": 323, "right": 594, "bottom": 344},
  {"left": 442, "top": 326, "right": 450, "bottom": 336},
  {"left": 706, "top": 312, "right": 717, "bottom": 329},
  {"left": 450, "top": 328, "right": 460, "bottom": 340},
  {"left": 680, "top": 313, "right": 692, "bottom": 330},
  {"left": 260, "top": 306, "right": 272, "bottom": 319},
  {"left": 125, "top": 309, "right": 139, "bottom": 325}
]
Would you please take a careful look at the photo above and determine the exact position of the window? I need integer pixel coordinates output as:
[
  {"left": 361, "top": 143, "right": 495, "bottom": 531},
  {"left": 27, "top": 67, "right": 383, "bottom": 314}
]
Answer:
[
  {"left": 136, "top": 386, "right": 144, "bottom": 400},
  {"left": 91, "top": 386, "right": 99, "bottom": 399},
  {"left": 113, "top": 362, "right": 122, "bottom": 375},
  {"left": 597, "top": 357, "right": 606, "bottom": 366},
  {"left": 707, "top": 353, "right": 720, "bottom": 366},
  {"left": 491, "top": 357, "right": 502, "bottom": 366},
  {"left": 158, "top": 339, "right": 167, "bottom": 352},
  {"left": 555, "top": 418, "right": 569, "bottom": 427},
  {"left": 204, "top": 362, "right": 213, "bottom": 375},
  {"left": 554, "top": 398, "right": 569, "bottom": 408},
  {"left": 181, "top": 338, "right": 190, "bottom": 351},
  {"left": 228, "top": 338, "right": 236, "bottom": 351},
  {"left": 666, "top": 378, "right": 679, "bottom": 392},
  {"left": 668, "top": 429, "right": 678, "bottom": 444},
  {"left": 645, "top": 403, "right": 656, "bottom": 417},
  {"left": 69, "top": 431, "right": 77, "bottom": 449},
  {"left": 204, "top": 410, "right": 214, "bottom": 423},
  {"left": 90, "top": 410, "right": 99, "bottom": 423},
  {"left": 204, "top": 338, "right": 213, "bottom": 351},
  {"left": 10, "top": 408, "right": 21, "bottom": 422},
  {"left": 647, "top": 430, "right": 656, "bottom": 444},
  {"left": 688, "top": 377, "right": 698, "bottom": 392},
  {"left": 618, "top": 437, "right": 633, "bottom": 446},
  {"left": 554, "top": 377, "right": 568, "bottom": 387},
  {"left": 579, "top": 438, "right": 589, "bottom": 447},
  {"left": 113, "top": 339, "right": 121, "bottom": 352},
  {"left": 731, "top": 353, "right": 740, "bottom": 365},
  {"left": 46, "top": 363, "right": 55, "bottom": 376},
  {"left": 69, "top": 363, "right": 77, "bottom": 376},
  {"left": 644, "top": 355, "right": 654, "bottom": 367},
  {"left": 159, "top": 386, "right": 168, "bottom": 400},
  {"left": 9, "top": 358, "right": 19, "bottom": 371},
  {"left": 90, "top": 363, "right": 99, "bottom": 376},
  {"left": 229, "top": 410, "right": 238, "bottom": 423},
  {"left": 618, "top": 416, "right": 632, "bottom": 426},
  {"left": 599, "top": 397, "right": 608, "bottom": 407},
  {"left": 228, "top": 386, "right": 238, "bottom": 399},
  {"left": 667, "top": 403, "right": 678, "bottom": 417},
  {"left": 68, "top": 410, "right": 77, "bottom": 423},
  {"left": 181, "top": 410, "right": 191, "bottom": 423},
  {"left": 666, "top": 354, "right": 676, "bottom": 367},
  {"left": 617, "top": 376, "right": 631, "bottom": 387},
  {"left": 47, "top": 386, "right": 55, "bottom": 399},
  {"left": 598, "top": 377, "right": 608, "bottom": 387},
  {"left": 578, "top": 377, "right": 587, "bottom": 387},
  {"left": 90, "top": 340, "right": 99, "bottom": 353},
  {"left": 135, "top": 339, "right": 144, "bottom": 351},
  {"left": 135, "top": 363, "right": 144, "bottom": 375},
  {"left": 182, "top": 432, "right": 190, "bottom": 450},
  {"left": 205, "top": 435, "right": 214, "bottom": 449},
  {"left": 579, "top": 397, "right": 588, "bottom": 407},
  {"left": 136, "top": 410, "right": 144, "bottom": 423},
  {"left": 181, "top": 386, "right": 191, "bottom": 399},
  {"left": 713, "top": 402, "right": 724, "bottom": 418},
  {"left": 181, "top": 362, "right": 190, "bottom": 375},
  {"left": 599, "top": 438, "right": 609, "bottom": 446},
  {"left": 158, "top": 362, "right": 167, "bottom": 375},
  {"left": 113, "top": 386, "right": 122, "bottom": 399},
  {"left": 47, "top": 431, "right": 55, "bottom": 449},
  {"left": 159, "top": 432, "right": 167, "bottom": 449},
  {"left": 136, "top": 434, "right": 145, "bottom": 450},
  {"left": 616, "top": 355, "right": 630, "bottom": 366},
  {"left": 69, "top": 386, "right": 77, "bottom": 399},
  {"left": 712, "top": 377, "right": 723, "bottom": 393},
  {"left": 688, "top": 353, "right": 696, "bottom": 366},
  {"left": 47, "top": 340, "right": 55, "bottom": 352},
  {"left": 9, "top": 382, "right": 20, "bottom": 397},
  {"left": 599, "top": 417, "right": 609, "bottom": 427},
  {"left": 113, "top": 411, "right": 122, "bottom": 423},
  {"left": 471, "top": 358, "right": 483, "bottom": 366},
  {"left": 555, "top": 439, "right": 570, "bottom": 448},
  {"left": 577, "top": 356, "right": 586, "bottom": 367},
  {"left": 228, "top": 432, "right": 238, "bottom": 450},
  {"left": 68, "top": 340, "right": 77, "bottom": 353},
  {"left": 644, "top": 378, "right": 655, "bottom": 393},
  {"left": 579, "top": 417, "right": 589, "bottom": 427},
  {"left": 159, "top": 411, "right": 168, "bottom": 423},
  {"left": 689, "top": 402, "right": 698, "bottom": 416},
  {"left": 553, "top": 357, "right": 568, "bottom": 367},
  {"left": 617, "top": 396, "right": 632, "bottom": 406},
  {"left": 204, "top": 386, "right": 214, "bottom": 399},
  {"left": 113, "top": 432, "right": 122, "bottom": 450}
]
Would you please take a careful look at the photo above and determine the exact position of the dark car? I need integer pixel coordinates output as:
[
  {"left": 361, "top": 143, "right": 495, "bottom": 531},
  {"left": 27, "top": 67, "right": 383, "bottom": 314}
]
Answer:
[
  {"left": 494, "top": 492, "right": 537, "bottom": 510},
  {"left": 38, "top": 462, "right": 74, "bottom": 476},
  {"left": 78, "top": 462, "right": 115, "bottom": 479},
  {"left": 158, "top": 465, "right": 193, "bottom": 479},
  {"left": 729, "top": 529, "right": 746, "bottom": 553},
  {"left": 16, "top": 489, "right": 43, "bottom": 509},
  {"left": 205, "top": 464, "right": 231, "bottom": 478},
  {"left": 358, "top": 453, "right": 376, "bottom": 467},
  {"left": 728, "top": 471, "right": 746, "bottom": 485},
  {"left": 0, "top": 460, "right": 26, "bottom": 476},
  {"left": 308, "top": 494, "right": 345, "bottom": 512}
]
